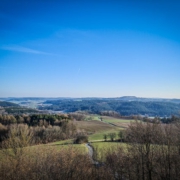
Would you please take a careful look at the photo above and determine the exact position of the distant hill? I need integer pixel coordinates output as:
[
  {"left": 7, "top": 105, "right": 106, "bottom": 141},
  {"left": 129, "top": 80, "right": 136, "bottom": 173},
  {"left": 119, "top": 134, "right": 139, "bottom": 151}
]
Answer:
[
  {"left": 39, "top": 99, "right": 180, "bottom": 117},
  {"left": 4, "top": 107, "right": 39, "bottom": 114},
  {"left": 115, "top": 101, "right": 180, "bottom": 117},
  {"left": 0, "top": 101, "right": 19, "bottom": 107},
  {"left": 1, "top": 96, "right": 180, "bottom": 104},
  {"left": 1, "top": 97, "right": 180, "bottom": 117},
  {"left": 116, "top": 96, "right": 180, "bottom": 104}
]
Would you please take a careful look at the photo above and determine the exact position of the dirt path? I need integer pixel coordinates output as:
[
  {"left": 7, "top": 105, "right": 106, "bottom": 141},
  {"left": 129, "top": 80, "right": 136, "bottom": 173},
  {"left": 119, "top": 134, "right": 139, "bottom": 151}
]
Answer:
[{"left": 86, "top": 143, "right": 99, "bottom": 165}]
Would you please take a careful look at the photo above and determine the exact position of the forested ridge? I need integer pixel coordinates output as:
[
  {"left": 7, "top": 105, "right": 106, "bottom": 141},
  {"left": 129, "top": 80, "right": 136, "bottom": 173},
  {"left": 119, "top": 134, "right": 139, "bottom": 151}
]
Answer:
[
  {"left": 39, "top": 99, "right": 180, "bottom": 117},
  {"left": 0, "top": 101, "right": 20, "bottom": 107},
  {"left": 1, "top": 97, "right": 180, "bottom": 117}
]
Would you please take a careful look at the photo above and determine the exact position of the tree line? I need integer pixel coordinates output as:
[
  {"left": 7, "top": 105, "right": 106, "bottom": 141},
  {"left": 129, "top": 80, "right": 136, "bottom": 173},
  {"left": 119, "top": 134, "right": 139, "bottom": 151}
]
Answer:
[
  {"left": 0, "top": 114, "right": 70, "bottom": 126},
  {"left": 39, "top": 99, "right": 180, "bottom": 117},
  {"left": 0, "top": 114, "right": 80, "bottom": 144}
]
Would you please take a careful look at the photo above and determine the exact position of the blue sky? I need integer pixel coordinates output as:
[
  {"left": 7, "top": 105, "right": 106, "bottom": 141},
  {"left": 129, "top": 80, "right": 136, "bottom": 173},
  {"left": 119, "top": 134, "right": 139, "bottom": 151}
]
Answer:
[{"left": 0, "top": 0, "right": 180, "bottom": 98}]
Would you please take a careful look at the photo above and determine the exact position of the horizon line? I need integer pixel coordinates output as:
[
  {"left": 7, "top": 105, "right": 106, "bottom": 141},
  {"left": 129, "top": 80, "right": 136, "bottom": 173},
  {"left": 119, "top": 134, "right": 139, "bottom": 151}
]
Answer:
[{"left": 0, "top": 96, "right": 180, "bottom": 100}]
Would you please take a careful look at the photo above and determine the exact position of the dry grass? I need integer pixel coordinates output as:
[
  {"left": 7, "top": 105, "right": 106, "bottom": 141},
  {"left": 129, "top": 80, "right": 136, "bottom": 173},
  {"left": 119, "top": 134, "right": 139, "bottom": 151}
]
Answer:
[
  {"left": 74, "top": 120, "right": 117, "bottom": 133},
  {"left": 112, "top": 122, "right": 131, "bottom": 128},
  {"left": 101, "top": 116, "right": 136, "bottom": 128},
  {"left": 91, "top": 142, "right": 127, "bottom": 161},
  {"left": 74, "top": 118, "right": 123, "bottom": 141}
]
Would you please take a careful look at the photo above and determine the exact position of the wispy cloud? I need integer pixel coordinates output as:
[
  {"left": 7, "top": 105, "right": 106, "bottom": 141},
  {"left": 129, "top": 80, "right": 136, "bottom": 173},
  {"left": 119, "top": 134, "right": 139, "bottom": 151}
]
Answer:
[{"left": 1, "top": 45, "right": 53, "bottom": 55}]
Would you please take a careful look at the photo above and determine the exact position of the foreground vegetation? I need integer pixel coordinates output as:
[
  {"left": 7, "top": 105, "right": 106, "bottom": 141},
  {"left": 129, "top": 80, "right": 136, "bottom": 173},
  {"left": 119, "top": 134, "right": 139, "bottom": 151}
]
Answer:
[
  {"left": 0, "top": 111, "right": 180, "bottom": 180},
  {"left": 1, "top": 118, "right": 180, "bottom": 179}
]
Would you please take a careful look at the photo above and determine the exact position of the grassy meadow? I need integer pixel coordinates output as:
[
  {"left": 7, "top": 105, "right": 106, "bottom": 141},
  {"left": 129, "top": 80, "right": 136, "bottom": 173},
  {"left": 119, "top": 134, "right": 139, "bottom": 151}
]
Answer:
[
  {"left": 100, "top": 116, "right": 136, "bottom": 128},
  {"left": 91, "top": 142, "right": 127, "bottom": 161},
  {"left": 84, "top": 114, "right": 136, "bottom": 128},
  {"left": 74, "top": 119, "right": 121, "bottom": 140}
]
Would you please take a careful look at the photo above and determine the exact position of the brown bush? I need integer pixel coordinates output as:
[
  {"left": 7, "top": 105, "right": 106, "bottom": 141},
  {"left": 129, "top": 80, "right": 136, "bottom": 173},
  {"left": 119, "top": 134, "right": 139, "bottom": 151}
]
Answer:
[{"left": 74, "top": 135, "right": 88, "bottom": 144}]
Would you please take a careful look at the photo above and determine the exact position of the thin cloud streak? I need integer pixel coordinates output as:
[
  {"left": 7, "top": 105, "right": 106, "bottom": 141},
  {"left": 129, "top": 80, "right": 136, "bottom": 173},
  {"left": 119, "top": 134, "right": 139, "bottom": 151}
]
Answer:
[{"left": 1, "top": 45, "right": 54, "bottom": 55}]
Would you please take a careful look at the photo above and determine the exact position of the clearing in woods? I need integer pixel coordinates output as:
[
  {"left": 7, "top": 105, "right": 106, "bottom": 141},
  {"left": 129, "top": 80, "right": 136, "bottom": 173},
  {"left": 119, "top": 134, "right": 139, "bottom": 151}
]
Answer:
[{"left": 74, "top": 120, "right": 122, "bottom": 141}]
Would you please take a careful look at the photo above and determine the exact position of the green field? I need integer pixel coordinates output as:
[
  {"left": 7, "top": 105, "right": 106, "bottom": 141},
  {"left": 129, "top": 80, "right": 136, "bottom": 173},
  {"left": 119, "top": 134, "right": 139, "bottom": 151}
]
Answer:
[
  {"left": 101, "top": 116, "right": 135, "bottom": 128},
  {"left": 88, "top": 128, "right": 122, "bottom": 141},
  {"left": 84, "top": 114, "right": 101, "bottom": 121},
  {"left": 74, "top": 119, "right": 122, "bottom": 141},
  {"left": 75, "top": 120, "right": 115, "bottom": 132},
  {"left": 48, "top": 143, "right": 88, "bottom": 153},
  {"left": 74, "top": 114, "right": 136, "bottom": 141},
  {"left": 84, "top": 114, "right": 136, "bottom": 128},
  {"left": 102, "top": 118, "right": 134, "bottom": 123},
  {"left": 49, "top": 139, "right": 74, "bottom": 145},
  {"left": 0, "top": 141, "right": 88, "bottom": 161},
  {"left": 91, "top": 142, "right": 127, "bottom": 161}
]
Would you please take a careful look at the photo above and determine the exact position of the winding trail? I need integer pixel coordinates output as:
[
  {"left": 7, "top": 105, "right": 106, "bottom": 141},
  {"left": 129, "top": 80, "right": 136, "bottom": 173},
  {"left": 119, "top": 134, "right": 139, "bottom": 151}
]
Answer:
[{"left": 86, "top": 143, "right": 99, "bottom": 165}]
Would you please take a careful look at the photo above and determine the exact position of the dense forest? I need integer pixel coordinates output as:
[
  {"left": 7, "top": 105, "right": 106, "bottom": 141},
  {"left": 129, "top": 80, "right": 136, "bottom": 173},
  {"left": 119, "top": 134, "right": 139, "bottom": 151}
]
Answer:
[
  {"left": 1, "top": 97, "right": 180, "bottom": 117},
  {"left": 0, "top": 114, "right": 79, "bottom": 144},
  {"left": 4, "top": 107, "right": 39, "bottom": 114},
  {"left": 0, "top": 101, "right": 20, "bottom": 107},
  {"left": 39, "top": 99, "right": 180, "bottom": 117},
  {"left": 0, "top": 101, "right": 39, "bottom": 114}
]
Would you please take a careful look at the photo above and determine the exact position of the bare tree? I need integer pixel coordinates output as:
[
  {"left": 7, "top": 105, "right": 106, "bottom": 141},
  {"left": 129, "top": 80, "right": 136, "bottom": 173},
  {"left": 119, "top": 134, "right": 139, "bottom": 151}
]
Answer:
[
  {"left": 103, "top": 134, "right": 107, "bottom": 141},
  {"left": 108, "top": 133, "right": 116, "bottom": 142},
  {"left": 118, "top": 130, "right": 124, "bottom": 142}
]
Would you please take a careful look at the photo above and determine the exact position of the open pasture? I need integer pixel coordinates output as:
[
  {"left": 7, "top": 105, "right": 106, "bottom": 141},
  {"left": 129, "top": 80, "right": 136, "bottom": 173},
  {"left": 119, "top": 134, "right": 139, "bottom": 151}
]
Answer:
[
  {"left": 91, "top": 142, "right": 127, "bottom": 161},
  {"left": 47, "top": 143, "right": 87, "bottom": 154},
  {"left": 0, "top": 140, "right": 88, "bottom": 161},
  {"left": 84, "top": 114, "right": 101, "bottom": 121},
  {"left": 101, "top": 116, "right": 135, "bottom": 128},
  {"left": 74, "top": 120, "right": 118, "bottom": 133},
  {"left": 88, "top": 128, "right": 122, "bottom": 141},
  {"left": 74, "top": 119, "right": 122, "bottom": 141}
]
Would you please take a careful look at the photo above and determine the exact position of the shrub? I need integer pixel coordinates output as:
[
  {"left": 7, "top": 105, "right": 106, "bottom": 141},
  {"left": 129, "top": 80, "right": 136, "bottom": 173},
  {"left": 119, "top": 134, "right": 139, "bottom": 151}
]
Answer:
[{"left": 74, "top": 135, "right": 88, "bottom": 144}]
